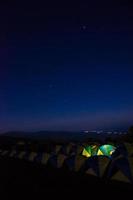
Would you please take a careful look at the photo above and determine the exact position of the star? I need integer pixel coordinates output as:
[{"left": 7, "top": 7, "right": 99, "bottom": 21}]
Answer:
[
  {"left": 63, "top": 99, "right": 69, "bottom": 103},
  {"left": 81, "top": 25, "right": 87, "bottom": 30},
  {"left": 48, "top": 84, "right": 54, "bottom": 89}
]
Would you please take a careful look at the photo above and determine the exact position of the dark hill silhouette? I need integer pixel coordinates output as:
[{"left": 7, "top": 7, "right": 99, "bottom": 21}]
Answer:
[
  {"left": 1, "top": 130, "right": 125, "bottom": 143},
  {"left": 1, "top": 130, "right": 100, "bottom": 143}
]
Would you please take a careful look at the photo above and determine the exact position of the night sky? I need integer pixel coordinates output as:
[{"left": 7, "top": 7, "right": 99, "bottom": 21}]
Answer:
[{"left": 0, "top": 0, "right": 133, "bottom": 132}]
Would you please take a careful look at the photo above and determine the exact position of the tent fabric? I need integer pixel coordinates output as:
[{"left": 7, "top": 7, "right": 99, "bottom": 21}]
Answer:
[
  {"left": 82, "top": 148, "right": 91, "bottom": 158},
  {"left": 85, "top": 156, "right": 110, "bottom": 177},
  {"left": 0, "top": 150, "right": 9, "bottom": 156},
  {"left": 9, "top": 150, "right": 17, "bottom": 157},
  {"left": 111, "top": 171, "right": 132, "bottom": 183},
  {"left": 82, "top": 156, "right": 110, "bottom": 178},
  {"left": 82, "top": 144, "right": 116, "bottom": 158},
  {"left": 57, "top": 154, "right": 90, "bottom": 172},
  {"left": 57, "top": 154, "right": 67, "bottom": 168},
  {"left": 123, "top": 143, "right": 133, "bottom": 157},
  {"left": 28, "top": 152, "right": 38, "bottom": 162},
  {"left": 17, "top": 151, "right": 26, "bottom": 159},
  {"left": 0, "top": 142, "right": 133, "bottom": 185},
  {"left": 97, "top": 149, "right": 104, "bottom": 156},
  {"left": 97, "top": 156, "right": 110, "bottom": 177},
  {"left": 48, "top": 154, "right": 67, "bottom": 168},
  {"left": 99, "top": 145, "right": 116, "bottom": 157},
  {"left": 17, "top": 141, "right": 25, "bottom": 145},
  {"left": 76, "top": 145, "right": 84, "bottom": 155},
  {"left": 48, "top": 155, "right": 58, "bottom": 168},
  {"left": 85, "top": 156, "right": 100, "bottom": 177},
  {"left": 84, "top": 156, "right": 100, "bottom": 177},
  {"left": 91, "top": 145, "right": 99, "bottom": 156},
  {"left": 41, "top": 153, "right": 51, "bottom": 165},
  {"left": 58, "top": 145, "right": 68, "bottom": 155},
  {"left": 65, "top": 155, "right": 75, "bottom": 171},
  {"left": 34, "top": 152, "right": 44, "bottom": 163},
  {"left": 107, "top": 157, "right": 133, "bottom": 183},
  {"left": 128, "top": 157, "right": 133, "bottom": 179},
  {"left": 58, "top": 144, "right": 76, "bottom": 155},
  {"left": 82, "top": 145, "right": 99, "bottom": 157},
  {"left": 54, "top": 145, "right": 62, "bottom": 154},
  {"left": 22, "top": 151, "right": 32, "bottom": 161},
  {"left": 64, "top": 155, "right": 87, "bottom": 172},
  {"left": 66, "top": 143, "right": 74, "bottom": 154},
  {"left": 74, "top": 155, "right": 87, "bottom": 172},
  {"left": 112, "top": 144, "right": 128, "bottom": 159}
]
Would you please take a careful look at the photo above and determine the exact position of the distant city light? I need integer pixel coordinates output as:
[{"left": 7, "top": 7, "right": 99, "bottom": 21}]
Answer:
[{"left": 84, "top": 130, "right": 89, "bottom": 133}]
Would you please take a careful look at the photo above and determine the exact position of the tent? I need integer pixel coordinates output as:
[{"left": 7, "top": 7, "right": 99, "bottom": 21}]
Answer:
[
  {"left": 9, "top": 150, "right": 17, "bottom": 158},
  {"left": 40, "top": 153, "right": 51, "bottom": 165},
  {"left": 97, "top": 156, "right": 111, "bottom": 177},
  {"left": 84, "top": 156, "right": 100, "bottom": 177},
  {"left": 64, "top": 155, "right": 87, "bottom": 172},
  {"left": 76, "top": 145, "right": 84, "bottom": 155},
  {"left": 111, "top": 143, "right": 133, "bottom": 161},
  {"left": 17, "top": 151, "right": 26, "bottom": 159},
  {"left": 98, "top": 145, "right": 116, "bottom": 157},
  {"left": 58, "top": 143, "right": 76, "bottom": 155},
  {"left": 48, "top": 154, "right": 67, "bottom": 168},
  {"left": 82, "top": 144, "right": 116, "bottom": 158},
  {"left": 123, "top": 143, "right": 133, "bottom": 157},
  {"left": 0, "top": 150, "right": 9, "bottom": 156},
  {"left": 54, "top": 145, "right": 62, "bottom": 154},
  {"left": 28, "top": 152, "right": 38, "bottom": 162},
  {"left": 80, "top": 156, "right": 110, "bottom": 178},
  {"left": 82, "top": 145, "right": 99, "bottom": 157},
  {"left": 107, "top": 156, "right": 133, "bottom": 184}
]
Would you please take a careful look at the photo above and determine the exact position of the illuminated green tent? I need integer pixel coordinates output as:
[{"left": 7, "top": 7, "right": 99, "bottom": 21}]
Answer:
[
  {"left": 82, "top": 145, "right": 99, "bottom": 157},
  {"left": 82, "top": 144, "right": 116, "bottom": 158},
  {"left": 98, "top": 145, "right": 116, "bottom": 157}
]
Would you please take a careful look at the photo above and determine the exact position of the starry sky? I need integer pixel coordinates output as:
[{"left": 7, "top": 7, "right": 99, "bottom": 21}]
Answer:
[{"left": 0, "top": 0, "right": 133, "bottom": 132}]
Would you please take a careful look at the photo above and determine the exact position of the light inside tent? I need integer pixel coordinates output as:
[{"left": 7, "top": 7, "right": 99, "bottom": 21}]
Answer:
[
  {"left": 99, "top": 145, "right": 116, "bottom": 156},
  {"left": 82, "top": 144, "right": 116, "bottom": 158}
]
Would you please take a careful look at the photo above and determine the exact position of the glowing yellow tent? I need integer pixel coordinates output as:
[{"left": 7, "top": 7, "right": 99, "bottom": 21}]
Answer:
[{"left": 82, "top": 144, "right": 116, "bottom": 158}]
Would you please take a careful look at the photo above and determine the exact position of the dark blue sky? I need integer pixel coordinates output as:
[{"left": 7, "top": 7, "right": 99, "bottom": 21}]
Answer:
[{"left": 0, "top": 0, "right": 133, "bottom": 132}]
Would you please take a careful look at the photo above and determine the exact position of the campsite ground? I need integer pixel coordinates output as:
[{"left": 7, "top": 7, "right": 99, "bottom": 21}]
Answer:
[{"left": 0, "top": 156, "right": 132, "bottom": 199}]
